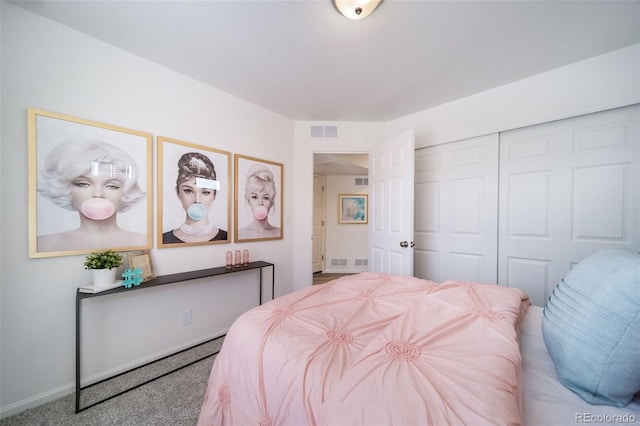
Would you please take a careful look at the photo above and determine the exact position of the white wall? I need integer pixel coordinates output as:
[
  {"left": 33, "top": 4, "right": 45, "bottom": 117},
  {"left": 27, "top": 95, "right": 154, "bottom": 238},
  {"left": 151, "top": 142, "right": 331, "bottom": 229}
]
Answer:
[
  {"left": 292, "top": 122, "right": 385, "bottom": 290},
  {"left": 386, "top": 44, "right": 640, "bottom": 148},
  {"left": 324, "top": 175, "right": 369, "bottom": 273},
  {"left": 1, "top": 3, "right": 294, "bottom": 416}
]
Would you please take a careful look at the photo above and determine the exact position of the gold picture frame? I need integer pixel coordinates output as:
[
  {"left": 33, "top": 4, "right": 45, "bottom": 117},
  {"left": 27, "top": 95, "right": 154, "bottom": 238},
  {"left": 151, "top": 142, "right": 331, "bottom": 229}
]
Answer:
[
  {"left": 338, "top": 194, "right": 368, "bottom": 224},
  {"left": 127, "top": 250, "right": 155, "bottom": 282},
  {"left": 234, "top": 154, "right": 283, "bottom": 242},
  {"left": 158, "top": 136, "right": 231, "bottom": 247},
  {"left": 27, "top": 108, "right": 153, "bottom": 258}
]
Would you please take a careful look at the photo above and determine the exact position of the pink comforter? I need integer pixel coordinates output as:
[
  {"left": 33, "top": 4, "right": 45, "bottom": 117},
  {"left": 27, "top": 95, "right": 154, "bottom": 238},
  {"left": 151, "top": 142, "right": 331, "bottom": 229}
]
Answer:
[{"left": 198, "top": 273, "right": 528, "bottom": 426}]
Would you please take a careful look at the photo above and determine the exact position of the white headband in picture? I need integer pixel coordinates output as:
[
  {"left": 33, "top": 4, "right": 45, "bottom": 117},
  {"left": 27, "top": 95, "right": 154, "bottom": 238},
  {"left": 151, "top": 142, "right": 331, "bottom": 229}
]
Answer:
[
  {"left": 196, "top": 177, "right": 220, "bottom": 190},
  {"left": 90, "top": 161, "right": 133, "bottom": 178}
]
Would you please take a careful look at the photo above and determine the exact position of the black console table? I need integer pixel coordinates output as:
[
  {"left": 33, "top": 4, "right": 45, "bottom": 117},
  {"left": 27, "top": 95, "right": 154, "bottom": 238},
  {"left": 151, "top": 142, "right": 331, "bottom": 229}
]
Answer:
[{"left": 75, "top": 261, "right": 274, "bottom": 413}]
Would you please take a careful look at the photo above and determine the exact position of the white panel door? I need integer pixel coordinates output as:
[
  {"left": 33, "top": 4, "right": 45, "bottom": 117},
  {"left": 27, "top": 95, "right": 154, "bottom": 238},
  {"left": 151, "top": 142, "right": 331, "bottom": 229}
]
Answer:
[
  {"left": 369, "top": 131, "right": 415, "bottom": 275},
  {"left": 312, "top": 174, "right": 325, "bottom": 273},
  {"left": 414, "top": 134, "right": 499, "bottom": 283},
  {"left": 499, "top": 105, "right": 640, "bottom": 306}
]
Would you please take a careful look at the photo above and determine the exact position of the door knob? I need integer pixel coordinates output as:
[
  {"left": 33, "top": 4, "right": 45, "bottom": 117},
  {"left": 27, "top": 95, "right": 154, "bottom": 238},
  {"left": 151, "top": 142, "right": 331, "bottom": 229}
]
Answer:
[{"left": 400, "top": 241, "right": 409, "bottom": 248}]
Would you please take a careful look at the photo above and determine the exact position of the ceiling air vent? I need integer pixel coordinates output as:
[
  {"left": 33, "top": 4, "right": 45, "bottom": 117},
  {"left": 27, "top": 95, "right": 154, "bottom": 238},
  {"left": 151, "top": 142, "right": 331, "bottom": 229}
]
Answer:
[{"left": 310, "top": 125, "right": 338, "bottom": 138}]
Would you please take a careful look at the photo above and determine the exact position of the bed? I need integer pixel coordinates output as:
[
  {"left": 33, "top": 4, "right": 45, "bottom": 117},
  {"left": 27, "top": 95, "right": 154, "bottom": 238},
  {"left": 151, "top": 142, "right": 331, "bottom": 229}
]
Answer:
[{"left": 198, "top": 249, "right": 639, "bottom": 425}]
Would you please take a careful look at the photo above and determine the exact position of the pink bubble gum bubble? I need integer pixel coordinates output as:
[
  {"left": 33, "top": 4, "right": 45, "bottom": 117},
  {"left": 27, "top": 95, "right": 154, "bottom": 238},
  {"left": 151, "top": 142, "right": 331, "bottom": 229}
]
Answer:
[
  {"left": 80, "top": 198, "right": 115, "bottom": 220},
  {"left": 253, "top": 205, "right": 268, "bottom": 220}
]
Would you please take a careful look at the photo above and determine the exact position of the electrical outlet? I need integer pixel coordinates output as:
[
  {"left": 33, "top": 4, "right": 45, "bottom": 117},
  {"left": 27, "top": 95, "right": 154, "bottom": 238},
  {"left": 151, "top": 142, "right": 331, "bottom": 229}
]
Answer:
[{"left": 181, "top": 310, "right": 192, "bottom": 326}]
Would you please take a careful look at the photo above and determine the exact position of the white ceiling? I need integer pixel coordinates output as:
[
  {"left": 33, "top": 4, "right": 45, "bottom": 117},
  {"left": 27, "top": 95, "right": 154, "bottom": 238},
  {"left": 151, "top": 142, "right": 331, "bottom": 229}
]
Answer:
[
  {"left": 314, "top": 153, "right": 369, "bottom": 176},
  {"left": 11, "top": 0, "right": 640, "bottom": 124}
]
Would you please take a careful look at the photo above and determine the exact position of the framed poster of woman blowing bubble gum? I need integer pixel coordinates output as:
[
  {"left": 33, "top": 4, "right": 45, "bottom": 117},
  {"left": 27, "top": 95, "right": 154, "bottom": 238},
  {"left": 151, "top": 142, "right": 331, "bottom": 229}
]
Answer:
[
  {"left": 157, "top": 136, "right": 231, "bottom": 248},
  {"left": 27, "top": 108, "right": 153, "bottom": 258},
  {"left": 234, "top": 154, "right": 283, "bottom": 242}
]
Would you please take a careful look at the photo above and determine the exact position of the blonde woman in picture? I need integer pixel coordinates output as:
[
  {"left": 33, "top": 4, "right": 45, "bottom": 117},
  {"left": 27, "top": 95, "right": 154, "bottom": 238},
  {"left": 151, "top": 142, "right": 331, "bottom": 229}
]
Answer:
[
  {"left": 238, "top": 164, "right": 280, "bottom": 240},
  {"left": 37, "top": 140, "right": 146, "bottom": 252}
]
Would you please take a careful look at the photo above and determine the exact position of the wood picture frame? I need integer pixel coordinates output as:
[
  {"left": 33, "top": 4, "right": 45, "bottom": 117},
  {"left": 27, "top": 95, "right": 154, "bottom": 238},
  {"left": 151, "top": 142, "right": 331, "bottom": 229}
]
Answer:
[
  {"left": 338, "top": 194, "right": 368, "bottom": 224},
  {"left": 127, "top": 250, "right": 155, "bottom": 282},
  {"left": 234, "top": 154, "right": 283, "bottom": 242},
  {"left": 158, "top": 136, "right": 231, "bottom": 247},
  {"left": 27, "top": 108, "right": 153, "bottom": 258}
]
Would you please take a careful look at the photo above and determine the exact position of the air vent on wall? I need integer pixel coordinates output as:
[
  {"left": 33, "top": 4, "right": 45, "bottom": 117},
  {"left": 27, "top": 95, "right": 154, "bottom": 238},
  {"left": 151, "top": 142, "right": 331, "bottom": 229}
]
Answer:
[
  {"left": 354, "top": 258, "right": 368, "bottom": 267},
  {"left": 330, "top": 258, "right": 348, "bottom": 267},
  {"left": 355, "top": 177, "right": 369, "bottom": 186},
  {"left": 324, "top": 125, "right": 338, "bottom": 138},
  {"left": 310, "top": 125, "right": 324, "bottom": 138},
  {"left": 310, "top": 125, "right": 338, "bottom": 138}
]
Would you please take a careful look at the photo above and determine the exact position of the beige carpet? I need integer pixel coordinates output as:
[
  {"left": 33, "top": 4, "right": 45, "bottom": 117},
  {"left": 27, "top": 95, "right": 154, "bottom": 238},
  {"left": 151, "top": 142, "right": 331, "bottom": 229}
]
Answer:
[{"left": 1, "top": 337, "right": 224, "bottom": 426}]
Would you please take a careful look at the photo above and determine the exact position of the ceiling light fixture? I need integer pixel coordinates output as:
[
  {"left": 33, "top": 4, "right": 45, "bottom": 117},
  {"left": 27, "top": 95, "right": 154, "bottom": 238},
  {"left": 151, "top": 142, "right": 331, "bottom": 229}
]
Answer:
[{"left": 332, "top": 0, "right": 382, "bottom": 20}]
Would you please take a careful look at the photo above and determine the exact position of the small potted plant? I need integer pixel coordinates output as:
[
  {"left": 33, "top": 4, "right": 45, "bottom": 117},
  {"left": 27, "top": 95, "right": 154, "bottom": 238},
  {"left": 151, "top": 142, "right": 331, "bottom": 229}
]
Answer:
[{"left": 84, "top": 250, "right": 123, "bottom": 286}]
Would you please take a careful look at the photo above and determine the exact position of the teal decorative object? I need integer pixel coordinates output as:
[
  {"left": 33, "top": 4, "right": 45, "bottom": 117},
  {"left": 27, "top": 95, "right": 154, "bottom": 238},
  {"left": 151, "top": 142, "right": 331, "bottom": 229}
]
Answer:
[{"left": 122, "top": 268, "right": 143, "bottom": 288}]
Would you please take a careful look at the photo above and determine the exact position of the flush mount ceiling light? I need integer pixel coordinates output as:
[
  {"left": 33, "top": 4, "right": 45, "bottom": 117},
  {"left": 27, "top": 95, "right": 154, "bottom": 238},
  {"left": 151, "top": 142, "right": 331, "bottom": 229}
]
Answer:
[{"left": 332, "top": 0, "right": 382, "bottom": 20}]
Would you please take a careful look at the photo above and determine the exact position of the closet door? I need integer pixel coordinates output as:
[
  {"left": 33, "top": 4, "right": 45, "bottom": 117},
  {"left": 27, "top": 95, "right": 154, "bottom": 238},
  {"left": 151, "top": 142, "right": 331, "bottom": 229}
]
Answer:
[
  {"left": 498, "top": 105, "right": 640, "bottom": 306},
  {"left": 414, "top": 134, "right": 499, "bottom": 283}
]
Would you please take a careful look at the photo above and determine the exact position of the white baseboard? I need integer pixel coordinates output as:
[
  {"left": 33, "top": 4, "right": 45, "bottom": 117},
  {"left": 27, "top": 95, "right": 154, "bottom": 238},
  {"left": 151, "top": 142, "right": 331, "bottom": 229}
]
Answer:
[{"left": 1, "top": 383, "right": 74, "bottom": 419}]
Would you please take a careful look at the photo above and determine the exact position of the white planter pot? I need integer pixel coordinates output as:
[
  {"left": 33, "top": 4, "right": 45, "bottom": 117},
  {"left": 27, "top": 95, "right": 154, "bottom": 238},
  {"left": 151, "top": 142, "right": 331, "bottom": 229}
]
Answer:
[{"left": 92, "top": 268, "right": 117, "bottom": 287}]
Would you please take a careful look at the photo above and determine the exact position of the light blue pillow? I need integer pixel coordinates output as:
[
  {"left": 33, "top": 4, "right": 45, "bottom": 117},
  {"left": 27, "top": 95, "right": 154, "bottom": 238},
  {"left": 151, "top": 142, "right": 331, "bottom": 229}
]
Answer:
[{"left": 542, "top": 248, "right": 640, "bottom": 407}]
